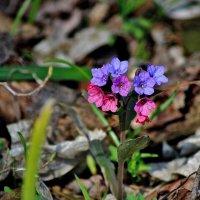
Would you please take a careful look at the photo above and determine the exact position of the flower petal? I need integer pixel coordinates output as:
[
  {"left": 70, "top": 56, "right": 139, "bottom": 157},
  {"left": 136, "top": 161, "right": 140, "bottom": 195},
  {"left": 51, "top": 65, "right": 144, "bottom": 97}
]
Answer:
[
  {"left": 135, "top": 87, "right": 144, "bottom": 95},
  {"left": 92, "top": 68, "right": 103, "bottom": 77},
  {"left": 101, "top": 64, "right": 110, "bottom": 75},
  {"left": 143, "top": 87, "right": 154, "bottom": 95},
  {"left": 110, "top": 57, "right": 120, "bottom": 70},
  {"left": 146, "top": 77, "right": 156, "bottom": 87},
  {"left": 154, "top": 66, "right": 165, "bottom": 77},
  {"left": 119, "top": 61, "right": 128, "bottom": 74},
  {"left": 156, "top": 75, "right": 168, "bottom": 85},
  {"left": 147, "top": 65, "right": 156, "bottom": 76}
]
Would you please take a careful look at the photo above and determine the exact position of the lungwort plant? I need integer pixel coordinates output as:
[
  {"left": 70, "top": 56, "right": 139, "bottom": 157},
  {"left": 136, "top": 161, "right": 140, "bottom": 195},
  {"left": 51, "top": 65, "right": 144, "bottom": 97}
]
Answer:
[{"left": 86, "top": 57, "right": 168, "bottom": 199}]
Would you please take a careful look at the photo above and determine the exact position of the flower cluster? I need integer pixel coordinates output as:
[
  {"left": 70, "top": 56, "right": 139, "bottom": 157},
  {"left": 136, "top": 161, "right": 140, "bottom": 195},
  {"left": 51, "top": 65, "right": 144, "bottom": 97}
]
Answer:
[
  {"left": 87, "top": 57, "right": 168, "bottom": 125},
  {"left": 88, "top": 57, "right": 132, "bottom": 112},
  {"left": 134, "top": 97, "right": 156, "bottom": 125},
  {"left": 133, "top": 65, "right": 168, "bottom": 124}
]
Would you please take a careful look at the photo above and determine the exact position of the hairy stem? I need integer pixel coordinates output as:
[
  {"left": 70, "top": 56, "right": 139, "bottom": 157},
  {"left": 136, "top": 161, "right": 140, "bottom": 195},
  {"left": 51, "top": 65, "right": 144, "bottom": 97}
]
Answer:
[{"left": 117, "top": 130, "right": 126, "bottom": 200}]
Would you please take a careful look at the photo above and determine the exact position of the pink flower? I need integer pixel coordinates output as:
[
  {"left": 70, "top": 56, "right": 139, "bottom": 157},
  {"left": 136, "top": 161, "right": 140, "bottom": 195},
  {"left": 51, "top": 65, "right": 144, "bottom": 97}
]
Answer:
[
  {"left": 134, "top": 97, "right": 156, "bottom": 125},
  {"left": 87, "top": 83, "right": 104, "bottom": 107},
  {"left": 135, "top": 114, "right": 150, "bottom": 125},
  {"left": 101, "top": 94, "right": 118, "bottom": 112},
  {"left": 134, "top": 97, "right": 156, "bottom": 116}
]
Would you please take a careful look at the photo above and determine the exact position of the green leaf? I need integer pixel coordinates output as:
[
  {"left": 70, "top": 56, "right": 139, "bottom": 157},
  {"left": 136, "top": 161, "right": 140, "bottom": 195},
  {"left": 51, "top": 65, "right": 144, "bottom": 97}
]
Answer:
[
  {"left": 17, "top": 131, "right": 27, "bottom": 159},
  {"left": 28, "top": 0, "right": 41, "bottom": 24},
  {"left": 126, "top": 193, "right": 145, "bottom": 200},
  {"left": 0, "top": 139, "right": 5, "bottom": 150},
  {"left": 0, "top": 66, "right": 91, "bottom": 81},
  {"left": 75, "top": 175, "right": 91, "bottom": 200},
  {"left": 90, "top": 140, "right": 118, "bottom": 197},
  {"left": 86, "top": 154, "right": 97, "bottom": 175},
  {"left": 119, "top": 95, "right": 137, "bottom": 131},
  {"left": 4, "top": 186, "right": 13, "bottom": 193},
  {"left": 118, "top": 136, "right": 150, "bottom": 162},
  {"left": 127, "top": 151, "right": 153, "bottom": 178},
  {"left": 109, "top": 145, "right": 118, "bottom": 162}
]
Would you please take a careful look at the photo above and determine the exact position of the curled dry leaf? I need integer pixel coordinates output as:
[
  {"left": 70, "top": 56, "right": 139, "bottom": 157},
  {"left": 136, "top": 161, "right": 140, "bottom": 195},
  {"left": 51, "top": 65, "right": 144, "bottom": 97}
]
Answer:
[
  {"left": 177, "top": 128, "right": 200, "bottom": 156},
  {"left": 148, "top": 158, "right": 186, "bottom": 181},
  {"left": 40, "top": 129, "right": 106, "bottom": 181},
  {"left": 36, "top": 178, "right": 54, "bottom": 200}
]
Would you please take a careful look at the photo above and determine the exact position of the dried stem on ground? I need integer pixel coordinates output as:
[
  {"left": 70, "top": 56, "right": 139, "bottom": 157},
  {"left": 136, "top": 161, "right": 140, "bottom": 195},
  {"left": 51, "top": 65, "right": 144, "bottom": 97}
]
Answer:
[{"left": 0, "top": 67, "right": 52, "bottom": 97}]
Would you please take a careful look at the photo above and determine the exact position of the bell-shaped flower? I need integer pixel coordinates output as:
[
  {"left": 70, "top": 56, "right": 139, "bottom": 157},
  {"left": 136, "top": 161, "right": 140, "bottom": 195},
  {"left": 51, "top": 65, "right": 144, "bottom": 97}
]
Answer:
[
  {"left": 91, "top": 64, "right": 110, "bottom": 86},
  {"left": 147, "top": 65, "right": 168, "bottom": 85},
  {"left": 109, "top": 57, "right": 128, "bottom": 77},
  {"left": 101, "top": 94, "right": 118, "bottom": 112},
  {"left": 111, "top": 75, "right": 132, "bottom": 96},
  {"left": 133, "top": 71, "right": 155, "bottom": 95},
  {"left": 87, "top": 83, "right": 105, "bottom": 107}
]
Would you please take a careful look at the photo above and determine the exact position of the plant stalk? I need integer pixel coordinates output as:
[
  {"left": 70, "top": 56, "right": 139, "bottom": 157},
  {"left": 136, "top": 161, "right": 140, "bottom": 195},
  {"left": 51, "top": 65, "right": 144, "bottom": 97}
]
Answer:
[{"left": 117, "top": 130, "right": 126, "bottom": 200}]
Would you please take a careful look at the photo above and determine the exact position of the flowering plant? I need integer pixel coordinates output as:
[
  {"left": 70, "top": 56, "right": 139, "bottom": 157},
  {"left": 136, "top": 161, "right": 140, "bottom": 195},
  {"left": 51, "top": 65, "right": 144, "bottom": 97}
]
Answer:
[
  {"left": 87, "top": 57, "right": 168, "bottom": 200},
  {"left": 87, "top": 57, "right": 168, "bottom": 128}
]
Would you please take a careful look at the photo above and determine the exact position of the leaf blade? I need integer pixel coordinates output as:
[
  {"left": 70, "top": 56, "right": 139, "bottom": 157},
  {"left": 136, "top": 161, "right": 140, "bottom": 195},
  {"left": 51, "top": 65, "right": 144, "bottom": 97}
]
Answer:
[
  {"left": 118, "top": 136, "right": 150, "bottom": 162},
  {"left": 75, "top": 175, "right": 91, "bottom": 200}
]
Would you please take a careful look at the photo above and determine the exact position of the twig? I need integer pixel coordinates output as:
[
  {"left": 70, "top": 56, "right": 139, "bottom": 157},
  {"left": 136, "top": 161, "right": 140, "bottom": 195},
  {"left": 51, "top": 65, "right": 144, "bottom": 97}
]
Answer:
[
  {"left": 41, "top": 153, "right": 56, "bottom": 169},
  {"left": 0, "top": 167, "right": 11, "bottom": 174},
  {"left": 160, "top": 171, "right": 196, "bottom": 200},
  {"left": 0, "top": 67, "right": 52, "bottom": 97},
  {"left": 191, "top": 165, "right": 200, "bottom": 200}
]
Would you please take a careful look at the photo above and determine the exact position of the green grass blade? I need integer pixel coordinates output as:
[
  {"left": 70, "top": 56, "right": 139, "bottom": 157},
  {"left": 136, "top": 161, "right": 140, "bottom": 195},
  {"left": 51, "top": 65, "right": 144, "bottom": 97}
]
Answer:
[
  {"left": 0, "top": 66, "right": 91, "bottom": 81},
  {"left": 75, "top": 175, "right": 91, "bottom": 200},
  {"left": 22, "top": 100, "right": 53, "bottom": 200},
  {"left": 11, "top": 0, "right": 32, "bottom": 36},
  {"left": 17, "top": 131, "right": 27, "bottom": 159},
  {"left": 90, "top": 140, "right": 118, "bottom": 197},
  {"left": 28, "top": 0, "right": 41, "bottom": 23}
]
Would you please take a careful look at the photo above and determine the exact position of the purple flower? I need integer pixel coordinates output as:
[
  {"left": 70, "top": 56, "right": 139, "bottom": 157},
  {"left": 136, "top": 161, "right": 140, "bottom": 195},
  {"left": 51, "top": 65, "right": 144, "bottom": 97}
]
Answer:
[
  {"left": 133, "top": 71, "right": 155, "bottom": 95},
  {"left": 147, "top": 65, "right": 168, "bottom": 85},
  {"left": 91, "top": 64, "right": 110, "bottom": 86},
  {"left": 109, "top": 57, "right": 128, "bottom": 77},
  {"left": 111, "top": 75, "right": 132, "bottom": 96}
]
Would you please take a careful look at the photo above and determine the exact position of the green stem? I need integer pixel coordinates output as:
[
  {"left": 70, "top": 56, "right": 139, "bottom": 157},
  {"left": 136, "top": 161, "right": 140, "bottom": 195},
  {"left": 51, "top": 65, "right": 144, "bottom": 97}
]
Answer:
[
  {"left": 90, "top": 104, "right": 120, "bottom": 146},
  {"left": 117, "top": 130, "right": 126, "bottom": 200}
]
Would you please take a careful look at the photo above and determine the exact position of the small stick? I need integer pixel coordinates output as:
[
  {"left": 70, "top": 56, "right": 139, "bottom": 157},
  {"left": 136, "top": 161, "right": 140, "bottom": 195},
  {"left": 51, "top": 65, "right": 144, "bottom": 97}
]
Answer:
[
  {"left": 191, "top": 165, "right": 200, "bottom": 200},
  {"left": 160, "top": 171, "right": 196, "bottom": 200}
]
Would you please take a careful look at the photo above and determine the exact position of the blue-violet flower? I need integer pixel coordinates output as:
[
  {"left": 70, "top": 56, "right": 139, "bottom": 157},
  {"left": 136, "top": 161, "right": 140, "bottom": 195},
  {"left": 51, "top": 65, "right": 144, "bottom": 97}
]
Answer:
[
  {"left": 147, "top": 65, "right": 168, "bottom": 85},
  {"left": 133, "top": 71, "right": 155, "bottom": 95},
  {"left": 111, "top": 75, "right": 132, "bottom": 96},
  {"left": 109, "top": 57, "right": 128, "bottom": 77},
  {"left": 91, "top": 64, "right": 110, "bottom": 86}
]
